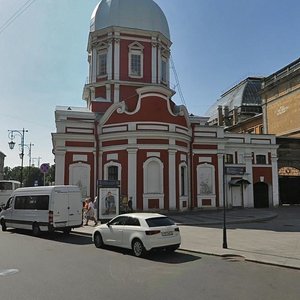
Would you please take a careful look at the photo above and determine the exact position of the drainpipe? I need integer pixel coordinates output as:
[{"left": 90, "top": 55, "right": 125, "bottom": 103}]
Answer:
[{"left": 94, "top": 115, "right": 101, "bottom": 197}]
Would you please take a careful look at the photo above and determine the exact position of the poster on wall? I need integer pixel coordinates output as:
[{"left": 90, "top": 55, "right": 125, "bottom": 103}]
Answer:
[{"left": 99, "top": 187, "right": 119, "bottom": 219}]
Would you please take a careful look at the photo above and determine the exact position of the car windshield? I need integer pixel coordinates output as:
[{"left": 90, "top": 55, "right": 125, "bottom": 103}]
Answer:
[{"left": 146, "top": 217, "right": 175, "bottom": 227}]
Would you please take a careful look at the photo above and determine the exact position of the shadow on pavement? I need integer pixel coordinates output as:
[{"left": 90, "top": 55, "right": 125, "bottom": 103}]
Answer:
[
  {"left": 93, "top": 245, "right": 201, "bottom": 264},
  {"left": 5, "top": 229, "right": 92, "bottom": 245}
]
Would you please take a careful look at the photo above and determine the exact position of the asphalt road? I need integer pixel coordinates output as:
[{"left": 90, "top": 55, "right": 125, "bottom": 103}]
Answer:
[{"left": 0, "top": 229, "right": 299, "bottom": 300}]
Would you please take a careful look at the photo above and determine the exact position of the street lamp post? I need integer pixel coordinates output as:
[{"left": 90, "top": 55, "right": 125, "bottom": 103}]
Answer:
[
  {"left": 8, "top": 128, "right": 28, "bottom": 186},
  {"left": 223, "top": 154, "right": 228, "bottom": 249},
  {"left": 23, "top": 143, "right": 34, "bottom": 167}
]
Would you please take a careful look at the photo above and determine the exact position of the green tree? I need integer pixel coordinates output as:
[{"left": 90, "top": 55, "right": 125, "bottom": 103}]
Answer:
[{"left": 3, "top": 164, "right": 55, "bottom": 187}]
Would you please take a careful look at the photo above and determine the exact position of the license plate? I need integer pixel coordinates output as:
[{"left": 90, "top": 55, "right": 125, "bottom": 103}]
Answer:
[{"left": 161, "top": 231, "right": 173, "bottom": 236}]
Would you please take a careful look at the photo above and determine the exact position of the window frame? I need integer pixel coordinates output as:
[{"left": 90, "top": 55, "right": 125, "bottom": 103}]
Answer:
[
  {"left": 97, "top": 50, "right": 107, "bottom": 77},
  {"left": 128, "top": 42, "right": 144, "bottom": 79},
  {"left": 161, "top": 56, "right": 167, "bottom": 83}
]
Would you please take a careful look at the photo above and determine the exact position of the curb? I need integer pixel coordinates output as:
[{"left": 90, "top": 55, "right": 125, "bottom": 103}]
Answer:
[{"left": 179, "top": 248, "right": 300, "bottom": 271}]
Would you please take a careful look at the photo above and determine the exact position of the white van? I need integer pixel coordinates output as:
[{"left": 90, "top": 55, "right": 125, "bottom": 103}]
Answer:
[
  {"left": 0, "top": 180, "right": 21, "bottom": 209},
  {"left": 0, "top": 185, "right": 83, "bottom": 236}
]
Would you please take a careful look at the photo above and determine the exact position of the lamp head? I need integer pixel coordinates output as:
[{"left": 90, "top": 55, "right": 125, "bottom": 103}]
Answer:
[{"left": 8, "top": 140, "right": 15, "bottom": 150}]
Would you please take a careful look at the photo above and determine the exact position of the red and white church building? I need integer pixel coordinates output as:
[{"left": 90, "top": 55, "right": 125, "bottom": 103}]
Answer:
[{"left": 52, "top": 0, "right": 279, "bottom": 211}]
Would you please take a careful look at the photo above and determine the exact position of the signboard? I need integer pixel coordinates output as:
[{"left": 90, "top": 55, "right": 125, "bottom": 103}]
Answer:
[
  {"left": 40, "top": 163, "right": 50, "bottom": 174},
  {"left": 97, "top": 180, "right": 120, "bottom": 220},
  {"left": 225, "top": 166, "right": 245, "bottom": 175},
  {"left": 97, "top": 180, "right": 120, "bottom": 188},
  {"left": 98, "top": 187, "right": 119, "bottom": 219}
]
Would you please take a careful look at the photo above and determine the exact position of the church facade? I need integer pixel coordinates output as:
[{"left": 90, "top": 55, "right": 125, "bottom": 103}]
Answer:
[{"left": 52, "top": 0, "right": 279, "bottom": 211}]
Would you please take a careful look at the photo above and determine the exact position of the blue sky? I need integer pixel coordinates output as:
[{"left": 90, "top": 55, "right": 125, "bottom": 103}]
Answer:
[{"left": 1, "top": 0, "right": 300, "bottom": 168}]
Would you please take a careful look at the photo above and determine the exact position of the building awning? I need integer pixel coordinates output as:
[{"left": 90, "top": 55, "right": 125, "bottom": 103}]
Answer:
[{"left": 229, "top": 178, "right": 251, "bottom": 186}]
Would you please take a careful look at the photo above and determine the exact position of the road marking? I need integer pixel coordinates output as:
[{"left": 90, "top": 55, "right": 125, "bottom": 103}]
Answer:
[{"left": 0, "top": 269, "right": 19, "bottom": 276}]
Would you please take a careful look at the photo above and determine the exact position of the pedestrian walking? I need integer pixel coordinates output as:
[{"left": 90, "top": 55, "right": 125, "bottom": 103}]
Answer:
[{"left": 84, "top": 198, "right": 98, "bottom": 226}]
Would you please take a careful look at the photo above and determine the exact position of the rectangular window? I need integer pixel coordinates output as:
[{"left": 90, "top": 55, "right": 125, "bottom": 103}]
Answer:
[
  {"left": 225, "top": 154, "right": 234, "bottom": 164},
  {"left": 256, "top": 155, "right": 266, "bottom": 164},
  {"left": 108, "top": 166, "right": 118, "bottom": 181},
  {"left": 181, "top": 166, "right": 187, "bottom": 196},
  {"left": 97, "top": 53, "right": 107, "bottom": 76},
  {"left": 161, "top": 59, "right": 167, "bottom": 82},
  {"left": 130, "top": 54, "right": 141, "bottom": 76},
  {"left": 14, "top": 195, "right": 49, "bottom": 210}
]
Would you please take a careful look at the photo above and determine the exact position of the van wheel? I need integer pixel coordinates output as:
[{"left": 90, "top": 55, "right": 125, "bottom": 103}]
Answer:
[
  {"left": 94, "top": 232, "right": 104, "bottom": 248},
  {"left": 63, "top": 228, "right": 71, "bottom": 235},
  {"left": 132, "top": 239, "right": 146, "bottom": 257},
  {"left": 1, "top": 219, "right": 7, "bottom": 231},
  {"left": 32, "top": 223, "right": 41, "bottom": 237}
]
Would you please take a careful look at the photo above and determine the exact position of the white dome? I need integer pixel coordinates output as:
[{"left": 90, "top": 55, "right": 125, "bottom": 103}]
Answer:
[{"left": 90, "top": 0, "right": 170, "bottom": 40}]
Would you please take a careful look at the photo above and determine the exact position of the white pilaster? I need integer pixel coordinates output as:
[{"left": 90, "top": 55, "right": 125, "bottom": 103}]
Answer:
[
  {"left": 92, "top": 48, "right": 97, "bottom": 83},
  {"left": 107, "top": 36, "right": 113, "bottom": 80},
  {"left": 157, "top": 44, "right": 162, "bottom": 83},
  {"left": 55, "top": 151, "right": 65, "bottom": 185},
  {"left": 114, "top": 84, "right": 120, "bottom": 103},
  {"left": 114, "top": 33, "right": 120, "bottom": 80},
  {"left": 244, "top": 154, "right": 254, "bottom": 207},
  {"left": 151, "top": 39, "right": 157, "bottom": 83},
  {"left": 271, "top": 156, "right": 279, "bottom": 207}
]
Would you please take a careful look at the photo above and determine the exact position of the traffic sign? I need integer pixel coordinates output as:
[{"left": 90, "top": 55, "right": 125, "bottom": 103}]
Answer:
[{"left": 40, "top": 163, "right": 50, "bottom": 174}]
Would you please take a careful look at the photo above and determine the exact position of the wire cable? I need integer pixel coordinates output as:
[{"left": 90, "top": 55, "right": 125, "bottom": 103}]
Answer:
[{"left": 0, "top": 0, "right": 36, "bottom": 35}]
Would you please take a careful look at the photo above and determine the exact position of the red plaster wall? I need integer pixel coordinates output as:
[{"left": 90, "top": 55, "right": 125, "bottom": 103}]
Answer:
[
  {"left": 106, "top": 95, "right": 188, "bottom": 127},
  {"left": 252, "top": 167, "right": 273, "bottom": 184},
  {"left": 119, "top": 39, "right": 152, "bottom": 83}
]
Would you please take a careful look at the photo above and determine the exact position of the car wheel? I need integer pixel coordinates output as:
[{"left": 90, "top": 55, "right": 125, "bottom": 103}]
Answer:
[
  {"left": 32, "top": 223, "right": 41, "bottom": 237},
  {"left": 94, "top": 232, "right": 104, "bottom": 248},
  {"left": 132, "top": 239, "right": 146, "bottom": 257},
  {"left": 1, "top": 219, "right": 7, "bottom": 231}
]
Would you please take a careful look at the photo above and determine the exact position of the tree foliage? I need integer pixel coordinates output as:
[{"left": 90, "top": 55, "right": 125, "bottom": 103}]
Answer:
[{"left": 3, "top": 164, "right": 55, "bottom": 187}]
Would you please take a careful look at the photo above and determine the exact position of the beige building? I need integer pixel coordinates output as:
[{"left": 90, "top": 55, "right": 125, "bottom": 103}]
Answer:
[
  {"left": 262, "top": 58, "right": 300, "bottom": 138},
  {"left": 206, "top": 58, "right": 300, "bottom": 205},
  {"left": 261, "top": 58, "right": 300, "bottom": 205}
]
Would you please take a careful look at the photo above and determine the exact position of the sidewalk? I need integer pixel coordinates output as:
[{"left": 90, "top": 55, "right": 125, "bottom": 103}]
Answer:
[{"left": 74, "top": 207, "right": 300, "bottom": 270}]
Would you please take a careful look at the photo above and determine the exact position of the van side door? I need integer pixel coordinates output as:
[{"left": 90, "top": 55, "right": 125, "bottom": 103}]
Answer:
[
  {"left": 53, "top": 192, "right": 69, "bottom": 228},
  {"left": 67, "top": 191, "right": 82, "bottom": 226}
]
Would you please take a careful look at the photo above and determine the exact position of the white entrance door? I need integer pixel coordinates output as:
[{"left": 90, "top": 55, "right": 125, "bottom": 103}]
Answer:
[{"left": 231, "top": 186, "right": 242, "bottom": 207}]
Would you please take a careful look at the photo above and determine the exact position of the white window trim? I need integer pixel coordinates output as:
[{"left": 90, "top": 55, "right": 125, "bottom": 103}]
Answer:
[
  {"left": 97, "top": 49, "right": 108, "bottom": 78},
  {"left": 143, "top": 157, "right": 163, "bottom": 194},
  {"left": 128, "top": 42, "right": 144, "bottom": 79},
  {"left": 104, "top": 161, "right": 121, "bottom": 181}
]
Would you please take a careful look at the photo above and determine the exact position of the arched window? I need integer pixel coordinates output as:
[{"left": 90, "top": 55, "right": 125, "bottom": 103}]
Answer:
[
  {"left": 143, "top": 158, "right": 163, "bottom": 194},
  {"left": 104, "top": 161, "right": 121, "bottom": 181}
]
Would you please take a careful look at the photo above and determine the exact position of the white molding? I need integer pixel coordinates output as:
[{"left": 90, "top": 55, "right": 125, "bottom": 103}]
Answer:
[
  {"left": 73, "top": 154, "right": 88, "bottom": 162},
  {"left": 147, "top": 152, "right": 160, "bottom": 158}
]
